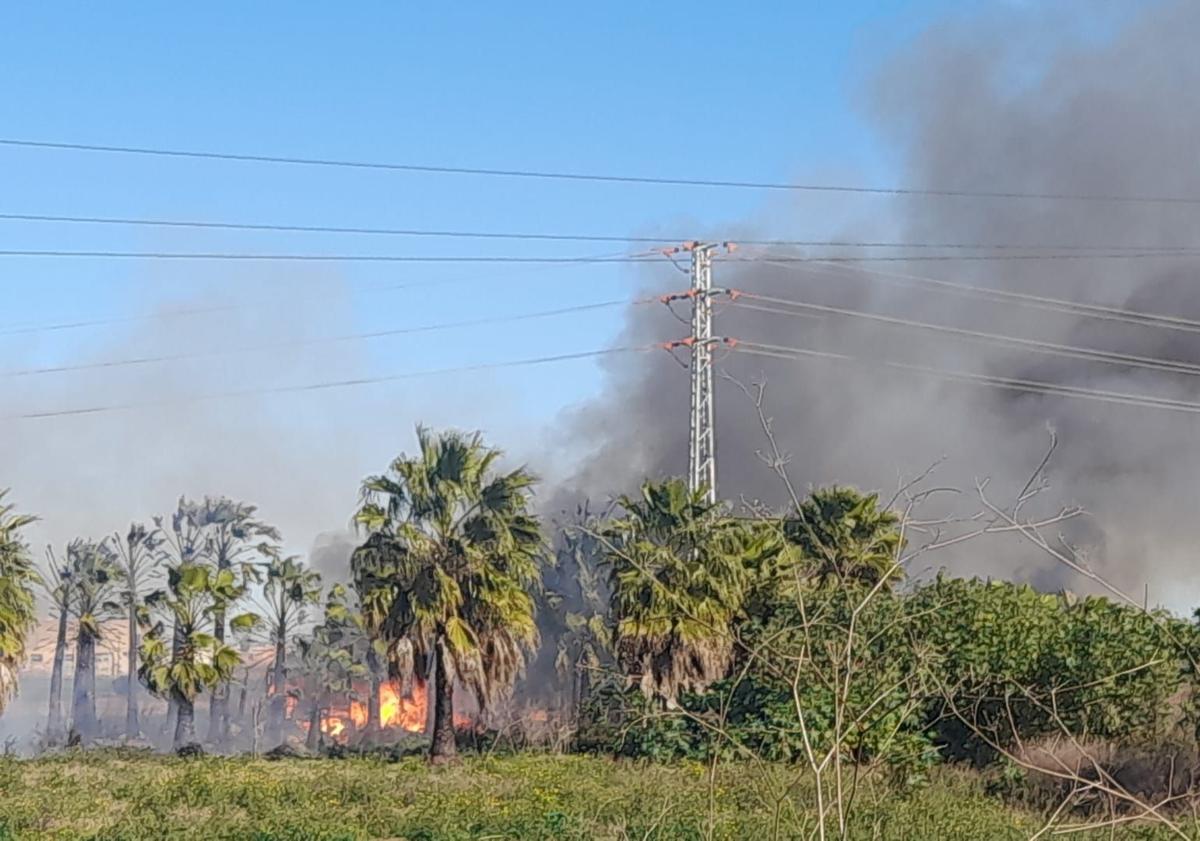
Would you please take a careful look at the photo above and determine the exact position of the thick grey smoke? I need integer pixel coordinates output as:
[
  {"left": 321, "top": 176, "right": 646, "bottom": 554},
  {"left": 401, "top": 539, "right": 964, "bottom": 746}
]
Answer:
[{"left": 555, "top": 1, "right": 1200, "bottom": 609}]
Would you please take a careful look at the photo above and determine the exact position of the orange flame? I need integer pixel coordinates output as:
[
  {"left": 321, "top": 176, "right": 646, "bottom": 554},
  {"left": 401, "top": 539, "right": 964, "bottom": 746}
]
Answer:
[{"left": 303, "top": 682, "right": 433, "bottom": 741}]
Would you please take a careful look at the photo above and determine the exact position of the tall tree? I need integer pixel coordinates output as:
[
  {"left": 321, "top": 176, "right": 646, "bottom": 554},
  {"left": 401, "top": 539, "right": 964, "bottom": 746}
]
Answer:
[
  {"left": 0, "top": 490, "right": 37, "bottom": 717},
  {"left": 188, "top": 498, "right": 280, "bottom": 745},
  {"left": 37, "top": 546, "right": 73, "bottom": 742},
  {"left": 110, "top": 523, "right": 163, "bottom": 740},
  {"left": 295, "top": 596, "right": 368, "bottom": 751},
  {"left": 545, "top": 508, "right": 613, "bottom": 718},
  {"left": 257, "top": 555, "right": 321, "bottom": 746},
  {"left": 154, "top": 500, "right": 212, "bottom": 740},
  {"left": 139, "top": 563, "right": 258, "bottom": 750},
  {"left": 600, "top": 478, "right": 779, "bottom": 705},
  {"left": 354, "top": 426, "right": 546, "bottom": 762},
  {"left": 347, "top": 549, "right": 397, "bottom": 740},
  {"left": 66, "top": 539, "right": 122, "bottom": 743}
]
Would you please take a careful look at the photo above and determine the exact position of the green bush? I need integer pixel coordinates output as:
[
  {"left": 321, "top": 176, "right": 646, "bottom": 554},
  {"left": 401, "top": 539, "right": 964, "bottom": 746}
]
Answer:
[{"left": 911, "top": 576, "right": 1189, "bottom": 762}]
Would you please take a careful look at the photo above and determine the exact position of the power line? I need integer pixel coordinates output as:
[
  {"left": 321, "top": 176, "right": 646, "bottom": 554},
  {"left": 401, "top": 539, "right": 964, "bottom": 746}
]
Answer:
[
  {"left": 5, "top": 247, "right": 1200, "bottom": 265},
  {"left": 726, "top": 250, "right": 1200, "bottom": 265},
  {"left": 2, "top": 211, "right": 1197, "bottom": 252},
  {"left": 754, "top": 259, "right": 1200, "bottom": 335},
  {"left": 0, "top": 246, "right": 641, "bottom": 338},
  {"left": 8, "top": 346, "right": 648, "bottom": 421},
  {"left": 0, "top": 212, "right": 670, "bottom": 246},
  {"left": 0, "top": 249, "right": 662, "bottom": 264},
  {"left": 733, "top": 340, "right": 1200, "bottom": 416},
  {"left": 731, "top": 292, "right": 1200, "bottom": 379},
  {"left": 1, "top": 299, "right": 638, "bottom": 379},
  {"left": 6, "top": 137, "right": 1200, "bottom": 206}
]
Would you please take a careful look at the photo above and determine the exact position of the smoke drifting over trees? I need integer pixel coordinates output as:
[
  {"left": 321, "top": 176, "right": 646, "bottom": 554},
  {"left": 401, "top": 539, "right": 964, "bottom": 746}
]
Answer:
[{"left": 556, "top": 2, "right": 1200, "bottom": 607}]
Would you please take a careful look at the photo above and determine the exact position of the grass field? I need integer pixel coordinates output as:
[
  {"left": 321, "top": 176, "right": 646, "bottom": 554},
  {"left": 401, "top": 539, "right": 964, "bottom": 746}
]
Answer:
[{"left": 0, "top": 751, "right": 1183, "bottom": 840}]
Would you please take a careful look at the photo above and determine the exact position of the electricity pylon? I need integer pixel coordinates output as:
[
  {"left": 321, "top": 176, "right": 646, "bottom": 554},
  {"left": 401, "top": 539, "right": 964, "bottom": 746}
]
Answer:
[{"left": 686, "top": 242, "right": 719, "bottom": 504}]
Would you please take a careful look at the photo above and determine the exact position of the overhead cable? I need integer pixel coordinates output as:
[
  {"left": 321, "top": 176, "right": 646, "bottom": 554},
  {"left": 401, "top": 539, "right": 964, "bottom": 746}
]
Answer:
[
  {"left": 752, "top": 259, "right": 1200, "bottom": 335},
  {"left": 2, "top": 211, "right": 1197, "bottom": 252},
  {"left": 6, "top": 137, "right": 1200, "bottom": 205},
  {"left": 731, "top": 292, "right": 1200, "bottom": 379},
  {"left": 8, "top": 346, "right": 648, "bottom": 421},
  {"left": 1, "top": 299, "right": 638, "bottom": 379},
  {"left": 732, "top": 340, "right": 1200, "bottom": 416}
]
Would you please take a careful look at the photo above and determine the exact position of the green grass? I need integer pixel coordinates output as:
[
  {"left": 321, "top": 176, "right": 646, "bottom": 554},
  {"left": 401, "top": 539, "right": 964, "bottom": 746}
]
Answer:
[{"left": 0, "top": 751, "right": 1182, "bottom": 840}]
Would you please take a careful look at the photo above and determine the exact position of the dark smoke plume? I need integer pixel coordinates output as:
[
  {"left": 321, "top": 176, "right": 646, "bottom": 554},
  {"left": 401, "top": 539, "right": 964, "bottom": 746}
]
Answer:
[{"left": 554, "top": 1, "right": 1200, "bottom": 609}]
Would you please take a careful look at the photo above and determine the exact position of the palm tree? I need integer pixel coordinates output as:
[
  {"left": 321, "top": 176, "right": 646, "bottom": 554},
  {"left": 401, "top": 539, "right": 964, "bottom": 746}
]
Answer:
[
  {"left": 257, "top": 555, "right": 321, "bottom": 746},
  {"left": 784, "top": 486, "right": 903, "bottom": 588},
  {"left": 354, "top": 426, "right": 546, "bottom": 762},
  {"left": 295, "top": 602, "right": 368, "bottom": 751},
  {"left": 37, "top": 546, "right": 73, "bottom": 742},
  {"left": 154, "top": 500, "right": 211, "bottom": 738},
  {"left": 312, "top": 581, "right": 386, "bottom": 741},
  {"left": 139, "top": 563, "right": 258, "bottom": 750},
  {"left": 0, "top": 490, "right": 37, "bottom": 717},
  {"left": 551, "top": 514, "right": 612, "bottom": 719},
  {"left": 187, "top": 497, "right": 280, "bottom": 745},
  {"left": 347, "top": 545, "right": 398, "bottom": 740},
  {"left": 110, "top": 523, "right": 163, "bottom": 740},
  {"left": 67, "top": 539, "right": 123, "bottom": 743},
  {"left": 600, "top": 478, "right": 779, "bottom": 705}
]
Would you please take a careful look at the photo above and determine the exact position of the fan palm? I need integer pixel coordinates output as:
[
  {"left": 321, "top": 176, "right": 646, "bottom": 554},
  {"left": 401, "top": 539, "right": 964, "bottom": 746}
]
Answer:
[
  {"left": 139, "top": 563, "right": 259, "bottom": 749},
  {"left": 354, "top": 426, "right": 546, "bottom": 762},
  {"left": 295, "top": 592, "right": 369, "bottom": 750},
  {"left": 552, "top": 515, "right": 612, "bottom": 717},
  {"left": 784, "top": 486, "right": 903, "bottom": 588},
  {"left": 37, "top": 546, "right": 73, "bottom": 741},
  {"left": 66, "top": 538, "right": 122, "bottom": 743},
  {"left": 154, "top": 499, "right": 211, "bottom": 735},
  {"left": 317, "top": 581, "right": 388, "bottom": 741},
  {"left": 346, "top": 546, "right": 402, "bottom": 740},
  {"left": 257, "top": 555, "right": 321, "bottom": 746},
  {"left": 110, "top": 523, "right": 163, "bottom": 740},
  {"left": 186, "top": 497, "right": 280, "bottom": 744},
  {"left": 601, "top": 478, "right": 779, "bottom": 705},
  {"left": 0, "top": 490, "right": 37, "bottom": 717}
]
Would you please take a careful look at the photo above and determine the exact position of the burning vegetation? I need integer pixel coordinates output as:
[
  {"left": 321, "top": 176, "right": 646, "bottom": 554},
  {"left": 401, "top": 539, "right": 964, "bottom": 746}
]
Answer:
[{"left": 294, "top": 681, "right": 442, "bottom": 742}]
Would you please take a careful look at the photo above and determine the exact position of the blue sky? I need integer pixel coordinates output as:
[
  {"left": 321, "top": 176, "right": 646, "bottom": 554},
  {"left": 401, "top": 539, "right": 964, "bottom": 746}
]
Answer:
[{"left": 0, "top": 1, "right": 963, "bottom": 555}]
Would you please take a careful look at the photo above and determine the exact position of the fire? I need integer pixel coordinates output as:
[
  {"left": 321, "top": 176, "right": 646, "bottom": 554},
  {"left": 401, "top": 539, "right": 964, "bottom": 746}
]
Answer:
[
  {"left": 381, "top": 681, "right": 428, "bottom": 732},
  {"left": 304, "top": 681, "right": 432, "bottom": 741}
]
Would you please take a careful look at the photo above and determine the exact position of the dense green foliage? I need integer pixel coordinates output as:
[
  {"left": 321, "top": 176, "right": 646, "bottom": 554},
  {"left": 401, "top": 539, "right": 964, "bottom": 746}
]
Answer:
[
  {"left": 913, "top": 576, "right": 1187, "bottom": 762},
  {"left": 139, "top": 564, "right": 259, "bottom": 748},
  {"left": 580, "top": 575, "right": 1193, "bottom": 774},
  {"left": 577, "top": 480, "right": 1194, "bottom": 787},
  {"left": 0, "top": 752, "right": 1187, "bottom": 841},
  {"left": 601, "top": 479, "right": 780, "bottom": 704},
  {"left": 783, "top": 486, "right": 903, "bottom": 588}
]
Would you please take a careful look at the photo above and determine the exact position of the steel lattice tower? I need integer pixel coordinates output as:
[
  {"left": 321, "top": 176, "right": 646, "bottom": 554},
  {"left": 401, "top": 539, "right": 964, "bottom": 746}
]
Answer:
[{"left": 687, "top": 242, "right": 718, "bottom": 504}]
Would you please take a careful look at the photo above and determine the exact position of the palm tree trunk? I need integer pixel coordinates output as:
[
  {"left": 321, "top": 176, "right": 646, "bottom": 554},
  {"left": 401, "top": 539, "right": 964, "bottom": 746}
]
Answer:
[
  {"left": 173, "top": 690, "right": 195, "bottom": 749},
  {"left": 266, "top": 638, "right": 287, "bottom": 745},
  {"left": 166, "top": 617, "right": 184, "bottom": 737},
  {"left": 366, "top": 648, "right": 382, "bottom": 741},
  {"left": 125, "top": 601, "right": 140, "bottom": 739},
  {"left": 429, "top": 637, "right": 457, "bottom": 763},
  {"left": 71, "top": 630, "right": 97, "bottom": 743},
  {"left": 207, "top": 605, "right": 227, "bottom": 745},
  {"left": 305, "top": 700, "right": 320, "bottom": 752},
  {"left": 46, "top": 608, "right": 68, "bottom": 742}
]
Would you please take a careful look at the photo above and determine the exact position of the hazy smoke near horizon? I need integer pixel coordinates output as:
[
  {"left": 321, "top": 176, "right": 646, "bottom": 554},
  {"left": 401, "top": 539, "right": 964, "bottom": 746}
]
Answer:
[{"left": 553, "top": 1, "right": 1200, "bottom": 608}]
